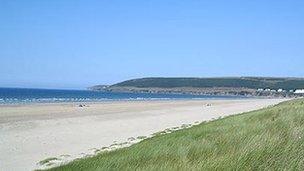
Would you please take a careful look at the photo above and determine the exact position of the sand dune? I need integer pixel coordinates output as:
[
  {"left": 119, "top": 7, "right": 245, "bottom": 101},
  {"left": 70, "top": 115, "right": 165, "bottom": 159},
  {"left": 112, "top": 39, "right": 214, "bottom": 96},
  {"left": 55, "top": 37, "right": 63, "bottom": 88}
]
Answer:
[{"left": 0, "top": 99, "right": 288, "bottom": 170}]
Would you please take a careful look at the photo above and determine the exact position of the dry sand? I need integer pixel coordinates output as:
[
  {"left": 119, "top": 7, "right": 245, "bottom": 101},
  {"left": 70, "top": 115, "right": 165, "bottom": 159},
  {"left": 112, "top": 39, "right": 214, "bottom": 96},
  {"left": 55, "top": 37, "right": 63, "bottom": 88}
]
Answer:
[{"left": 0, "top": 99, "right": 288, "bottom": 170}]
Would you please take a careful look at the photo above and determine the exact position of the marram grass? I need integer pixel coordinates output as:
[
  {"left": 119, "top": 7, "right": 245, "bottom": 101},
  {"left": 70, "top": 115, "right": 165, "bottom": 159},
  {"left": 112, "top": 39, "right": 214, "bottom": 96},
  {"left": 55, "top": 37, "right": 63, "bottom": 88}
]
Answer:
[{"left": 46, "top": 99, "right": 304, "bottom": 171}]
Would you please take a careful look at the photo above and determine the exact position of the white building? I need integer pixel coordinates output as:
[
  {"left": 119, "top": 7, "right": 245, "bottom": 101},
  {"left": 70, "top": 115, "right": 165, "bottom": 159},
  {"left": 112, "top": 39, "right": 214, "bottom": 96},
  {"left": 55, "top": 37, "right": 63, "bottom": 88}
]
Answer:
[{"left": 294, "top": 89, "right": 304, "bottom": 94}]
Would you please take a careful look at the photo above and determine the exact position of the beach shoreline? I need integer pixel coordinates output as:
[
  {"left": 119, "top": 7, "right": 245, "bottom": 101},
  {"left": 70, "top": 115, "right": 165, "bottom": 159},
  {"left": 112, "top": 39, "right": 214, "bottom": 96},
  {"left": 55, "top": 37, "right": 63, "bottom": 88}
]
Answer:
[{"left": 0, "top": 98, "right": 289, "bottom": 170}]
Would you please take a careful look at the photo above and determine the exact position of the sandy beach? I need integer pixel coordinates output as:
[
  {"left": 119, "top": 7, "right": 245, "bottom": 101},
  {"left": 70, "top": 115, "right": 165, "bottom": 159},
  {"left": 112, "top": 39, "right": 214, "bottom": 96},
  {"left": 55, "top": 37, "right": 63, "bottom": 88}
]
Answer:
[{"left": 0, "top": 99, "right": 288, "bottom": 170}]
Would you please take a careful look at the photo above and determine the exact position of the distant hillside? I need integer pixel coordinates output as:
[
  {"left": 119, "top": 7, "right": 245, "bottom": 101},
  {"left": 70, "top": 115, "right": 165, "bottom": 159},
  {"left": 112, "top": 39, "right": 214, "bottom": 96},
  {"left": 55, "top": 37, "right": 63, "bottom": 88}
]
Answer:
[
  {"left": 91, "top": 77, "right": 304, "bottom": 97},
  {"left": 109, "top": 77, "right": 304, "bottom": 90}
]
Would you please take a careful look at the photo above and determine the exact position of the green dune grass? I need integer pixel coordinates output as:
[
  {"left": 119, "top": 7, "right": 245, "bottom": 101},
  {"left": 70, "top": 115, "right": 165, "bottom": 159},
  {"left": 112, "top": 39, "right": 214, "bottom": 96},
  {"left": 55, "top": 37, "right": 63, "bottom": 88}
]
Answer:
[{"left": 46, "top": 98, "right": 304, "bottom": 171}]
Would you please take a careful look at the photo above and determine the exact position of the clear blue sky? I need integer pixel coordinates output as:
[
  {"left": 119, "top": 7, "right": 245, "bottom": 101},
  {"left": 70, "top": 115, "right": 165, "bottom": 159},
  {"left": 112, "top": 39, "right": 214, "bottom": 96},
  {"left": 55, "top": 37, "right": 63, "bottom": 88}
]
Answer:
[{"left": 1, "top": 0, "right": 304, "bottom": 89}]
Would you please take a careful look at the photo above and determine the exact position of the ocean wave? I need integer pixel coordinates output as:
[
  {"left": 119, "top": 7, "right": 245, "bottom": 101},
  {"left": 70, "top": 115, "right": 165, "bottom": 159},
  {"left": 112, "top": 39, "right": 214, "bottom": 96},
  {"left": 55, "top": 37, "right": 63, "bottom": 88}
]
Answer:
[
  {"left": 0, "top": 97, "right": 215, "bottom": 104},
  {"left": 0, "top": 88, "right": 245, "bottom": 104}
]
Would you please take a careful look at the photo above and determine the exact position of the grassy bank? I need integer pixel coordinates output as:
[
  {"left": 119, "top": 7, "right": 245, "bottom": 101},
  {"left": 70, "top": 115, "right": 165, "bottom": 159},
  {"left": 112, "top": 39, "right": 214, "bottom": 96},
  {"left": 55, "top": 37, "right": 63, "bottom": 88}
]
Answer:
[{"left": 47, "top": 99, "right": 304, "bottom": 170}]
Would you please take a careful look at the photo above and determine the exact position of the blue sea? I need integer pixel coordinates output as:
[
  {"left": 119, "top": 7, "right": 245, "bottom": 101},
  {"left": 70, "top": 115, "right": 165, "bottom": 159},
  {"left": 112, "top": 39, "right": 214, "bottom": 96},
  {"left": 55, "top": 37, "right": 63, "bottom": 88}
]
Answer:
[{"left": 0, "top": 88, "right": 246, "bottom": 104}]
